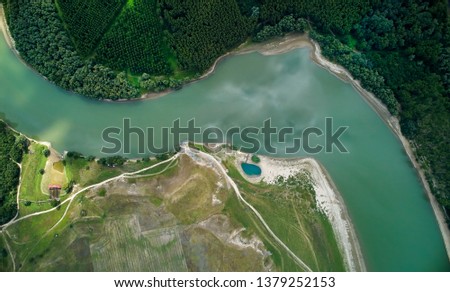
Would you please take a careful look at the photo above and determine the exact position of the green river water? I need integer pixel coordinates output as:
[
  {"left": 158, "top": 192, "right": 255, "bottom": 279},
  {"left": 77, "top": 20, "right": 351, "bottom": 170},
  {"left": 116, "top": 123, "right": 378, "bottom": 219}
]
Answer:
[{"left": 0, "top": 33, "right": 449, "bottom": 271}]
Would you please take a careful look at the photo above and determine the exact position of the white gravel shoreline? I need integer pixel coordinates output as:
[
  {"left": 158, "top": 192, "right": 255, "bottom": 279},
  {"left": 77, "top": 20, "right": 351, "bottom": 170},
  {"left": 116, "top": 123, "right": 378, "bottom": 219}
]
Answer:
[{"left": 233, "top": 152, "right": 366, "bottom": 271}]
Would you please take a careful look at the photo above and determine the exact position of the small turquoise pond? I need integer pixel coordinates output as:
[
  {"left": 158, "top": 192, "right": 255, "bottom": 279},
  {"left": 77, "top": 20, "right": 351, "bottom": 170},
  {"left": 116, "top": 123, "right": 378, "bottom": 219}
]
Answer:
[{"left": 241, "top": 163, "right": 262, "bottom": 176}]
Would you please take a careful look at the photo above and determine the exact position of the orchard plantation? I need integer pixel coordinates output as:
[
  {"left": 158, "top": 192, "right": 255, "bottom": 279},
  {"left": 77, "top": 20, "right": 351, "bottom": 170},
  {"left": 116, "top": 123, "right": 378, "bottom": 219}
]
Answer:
[{"left": 0, "top": 0, "right": 449, "bottom": 227}]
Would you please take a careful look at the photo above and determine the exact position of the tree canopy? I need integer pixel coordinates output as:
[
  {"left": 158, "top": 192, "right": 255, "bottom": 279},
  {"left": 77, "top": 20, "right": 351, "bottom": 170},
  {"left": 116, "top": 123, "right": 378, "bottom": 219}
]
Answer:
[
  {"left": 0, "top": 122, "right": 25, "bottom": 224},
  {"left": 3, "top": 0, "right": 449, "bottom": 224}
]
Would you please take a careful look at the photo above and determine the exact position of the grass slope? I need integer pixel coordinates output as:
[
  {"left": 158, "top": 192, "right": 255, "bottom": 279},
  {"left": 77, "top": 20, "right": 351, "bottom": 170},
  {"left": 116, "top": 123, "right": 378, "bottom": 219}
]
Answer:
[
  {"left": 3, "top": 154, "right": 345, "bottom": 271},
  {"left": 1, "top": 156, "right": 263, "bottom": 271},
  {"left": 223, "top": 159, "right": 346, "bottom": 272},
  {"left": 18, "top": 143, "right": 49, "bottom": 216}
]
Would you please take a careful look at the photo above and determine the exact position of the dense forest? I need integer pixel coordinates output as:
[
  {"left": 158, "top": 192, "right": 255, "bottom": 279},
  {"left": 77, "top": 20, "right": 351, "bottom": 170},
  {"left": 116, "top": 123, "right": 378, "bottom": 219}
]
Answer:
[
  {"left": 0, "top": 122, "right": 27, "bottom": 225},
  {"left": 159, "top": 0, "right": 253, "bottom": 72},
  {"left": 310, "top": 0, "right": 450, "bottom": 223},
  {"left": 258, "top": 0, "right": 372, "bottom": 34},
  {"left": 2, "top": 0, "right": 449, "bottom": 224},
  {"left": 4, "top": 0, "right": 139, "bottom": 100},
  {"left": 95, "top": 0, "right": 172, "bottom": 75},
  {"left": 56, "top": 0, "right": 126, "bottom": 56}
]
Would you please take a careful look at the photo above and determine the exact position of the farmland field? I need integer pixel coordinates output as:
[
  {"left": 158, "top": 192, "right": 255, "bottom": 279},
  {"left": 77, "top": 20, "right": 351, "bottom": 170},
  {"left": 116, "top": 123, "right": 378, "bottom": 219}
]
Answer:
[
  {"left": 1, "top": 150, "right": 347, "bottom": 272},
  {"left": 91, "top": 216, "right": 187, "bottom": 272},
  {"left": 2, "top": 155, "right": 273, "bottom": 271},
  {"left": 0, "top": 236, "right": 13, "bottom": 272}
]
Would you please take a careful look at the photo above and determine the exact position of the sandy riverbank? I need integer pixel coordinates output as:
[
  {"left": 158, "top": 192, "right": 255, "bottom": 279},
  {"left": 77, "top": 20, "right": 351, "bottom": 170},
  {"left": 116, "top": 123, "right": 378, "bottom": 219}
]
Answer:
[
  {"left": 3, "top": 120, "right": 52, "bottom": 150},
  {"left": 305, "top": 37, "right": 450, "bottom": 261},
  {"left": 244, "top": 32, "right": 450, "bottom": 261},
  {"left": 232, "top": 151, "right": 366, "bottom": 272},
  {"left": 0, "top": 4, "right": 52, "bottom": 81},
  {"left": 121, "top": 34, "right": 314, "bottom": 102},
  {"left": 0, "top": 5, "right": 14, "bottom": 49}
]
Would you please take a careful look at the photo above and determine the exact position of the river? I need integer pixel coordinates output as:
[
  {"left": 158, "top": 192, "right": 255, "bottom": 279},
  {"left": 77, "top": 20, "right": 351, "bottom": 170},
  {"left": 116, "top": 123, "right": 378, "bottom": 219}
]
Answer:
[{"left": 0, "top": 31, "right": 448, "bottom": 271}]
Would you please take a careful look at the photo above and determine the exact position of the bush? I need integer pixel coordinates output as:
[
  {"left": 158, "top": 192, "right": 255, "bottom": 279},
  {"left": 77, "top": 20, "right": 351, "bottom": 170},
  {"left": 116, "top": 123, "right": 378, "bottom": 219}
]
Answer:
[
  {"left": 50, "top": 200, "right": 60, "bottom": 208},
  {"left": 97, "top": 188, "right": 107, "bottom": 197},
  {"left": 254, "top": 16, "right": 307, "bottom": 42},
  {"left": 251, "top": 155, "right": 261, "bottom": 163},
  {"left": 64, "top": 180, "right": 76, "bottom": 194},
  {"left": 310, "top": 31, "right": 399, "bottom": 115},
  {"left": 98, "top": 156, "right": 127, "bottom": 167},
  {"left": 0, "top": 248, "right": 8, "bottom": 259},
  {"left": 155, "top": 153, "right": 170, "bottom": 161},
  {"left": 43, "top": 149, "right": 50, "bottom": 158},
  {"left": 66, "top": 151, "right": 83, "bottom": 159}
]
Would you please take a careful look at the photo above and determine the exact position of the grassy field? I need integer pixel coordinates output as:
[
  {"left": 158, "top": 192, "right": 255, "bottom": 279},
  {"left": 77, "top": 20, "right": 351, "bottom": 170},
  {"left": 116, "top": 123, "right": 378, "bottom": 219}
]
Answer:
[
  {"left": 164, "top": 170, "right": 224, "bottom": 225},
  {"left": 64, "top": 156, "right": 163, "bottom": 187},
  {"left": 64, "top": 157, "right": 123, "bottom": 187},
  {"left": 3, "top": 151, "right": 344, "bottom": 271},
  {"left": 0, "top": 235, "right": 13, "bottom": 272},
  {"left": 223, "top": 158, "right": 346, "bottom": 272},
  {"left": 2, "top": 155, "right": 270, "bottom": 271},
  {"left": 183, "top": 223, "right": 267, "bottom": 271},
  {"left": 4, "top": 201, "right": 71, "bottom": 270},
  {"left": 90, "top": 217, "right": 187, "bottom": 272},
  {"left": 223, "top": 187, "right": 301, "bottom": 271},
  {"left": 18, "top": 143, "right": 51, "bottom": 216}
]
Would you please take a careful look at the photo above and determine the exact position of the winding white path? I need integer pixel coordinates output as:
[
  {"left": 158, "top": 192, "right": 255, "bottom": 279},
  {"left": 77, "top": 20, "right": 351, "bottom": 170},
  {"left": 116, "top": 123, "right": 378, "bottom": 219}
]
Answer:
[
  {"left": 0, "top": 154, "right": 179, "bottom": 230},
  {"left": 2, "top": 147, "right": 313, "bottom": 272},
  {"left": 182, "top": 144, "right": 313, "bottom": 272}
]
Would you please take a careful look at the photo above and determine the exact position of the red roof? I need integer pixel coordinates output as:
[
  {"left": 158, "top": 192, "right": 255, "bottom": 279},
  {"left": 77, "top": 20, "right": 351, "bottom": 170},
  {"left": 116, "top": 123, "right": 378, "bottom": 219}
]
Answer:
[{"left": 48, "top": 184, "right": 62, "bottom": 189}]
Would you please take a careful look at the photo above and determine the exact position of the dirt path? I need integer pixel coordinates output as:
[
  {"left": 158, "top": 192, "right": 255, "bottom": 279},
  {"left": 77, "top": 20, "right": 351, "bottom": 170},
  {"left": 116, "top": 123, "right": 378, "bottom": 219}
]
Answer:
[
  {"left": 0, "top": 154, "right": 180, "bottom": 230},
  {"left": 1, "top": 233, "right": 15, "bottom": 272},
  {"left": 182, "top": 144, "right": 314, "bottom": 272},
  {"left": 12, "top": 161, "right": 21, "bottom": 221},
  {"left": 233, "top": 152, "right": 366, "bottom": 271},
  {"left": 0, "top": 120, "right": 62, "bottom": 229},
  {"left": 290, "top": 198, "right": 320, "bottom": 269},
  {"left": 46, "top": 156, "right": 179, "bottom": 234},
  {"left": 7, "top": 155, "right": 179, "bottom": 271}
]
